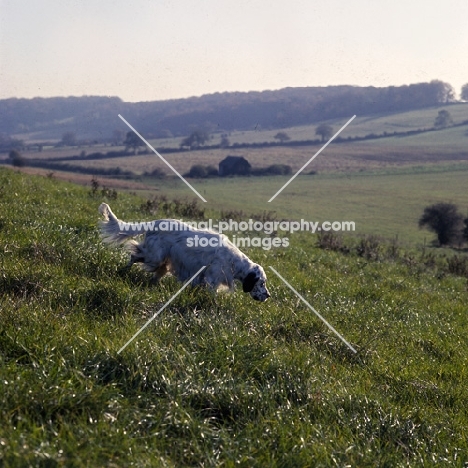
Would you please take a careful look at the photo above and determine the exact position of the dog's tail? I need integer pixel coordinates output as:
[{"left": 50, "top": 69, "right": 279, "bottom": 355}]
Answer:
[{"left": 98, "top": 203, "right": 147, "bottom": 244}]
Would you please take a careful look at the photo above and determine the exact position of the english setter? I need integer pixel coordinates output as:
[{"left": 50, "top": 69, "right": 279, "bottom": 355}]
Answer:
[{"left": 98, "top": 203, "right": 270, "bottom": 301}]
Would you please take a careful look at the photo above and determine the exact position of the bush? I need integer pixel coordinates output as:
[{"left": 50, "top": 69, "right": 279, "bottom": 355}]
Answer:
[
  {"left": 446, "top": 255, "right": 468, "bottom": 277},
  {"left": 356, "top": 235, "right": 382, "bottom": 260},
  {"left": 266, "top": 164, "right": 292, "bottom": 175},
  {"left": 9, "top": 150, "right": 26, "bottom": 168},
  {"left": 146, "top": 168, "right": 166, "bottom": 179},
  {"left": 186, "top": 165, "right": 218, "bottom": 178},
  {"left": 252, "top": 164, "right": 292, "bottom": 176},
  {"left": 140, "top": 195, "right": 205, "bottom": 218},
  {"left": 419, "top": 203, "right": 463, "bottom": 246},
  {"left": 205, "top": 165, "right": 218, "bottom": 176},
  {"left": 187, "top": 165, "right": 208, "bottom": 178},
  {"left": 316, "top": 232, "right": 348, "bottom": 252}
]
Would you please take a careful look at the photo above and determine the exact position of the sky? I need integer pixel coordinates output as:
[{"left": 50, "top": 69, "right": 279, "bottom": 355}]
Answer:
[{"left": 1, "top": 0, "right": 467, "bottom": 102}]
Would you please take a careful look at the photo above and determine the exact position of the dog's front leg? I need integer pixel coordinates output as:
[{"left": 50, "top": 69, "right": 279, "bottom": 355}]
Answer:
[{"left": 149, "top": 263, "right": 170, "bottom": 284}]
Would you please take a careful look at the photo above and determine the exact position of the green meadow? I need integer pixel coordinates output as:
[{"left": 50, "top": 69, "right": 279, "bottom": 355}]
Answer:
[
  {"left": 0, "top": 167, "right": 467, "bottom": 466},
  {"left": 140, "top": 103, "right": 468, "bottom": 147},
  {"left": 131, "top": 163, "right": 468, "bottom": 245}
]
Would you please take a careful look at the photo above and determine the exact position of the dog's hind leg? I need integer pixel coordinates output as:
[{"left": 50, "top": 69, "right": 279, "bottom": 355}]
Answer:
[
  {"left": 116, "top": 241, "right": 145, "bottom": 275},
  {"left": 149, "top": 263, "right": 170, "bottom": 284},
  {"left": 125, "top": 241, "right": 145, "bottom": 268}
]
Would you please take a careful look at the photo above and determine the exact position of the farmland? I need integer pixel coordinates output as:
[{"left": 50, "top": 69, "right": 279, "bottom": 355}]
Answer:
[
  {"left": 5, "top": 103, "right": 468, "bottom": 171},
  {"left": 9, "top": 164, "right": 468, "bottom": 248},
  {"left": 3, "top": 103, "right": 468, "bottom": 248}
]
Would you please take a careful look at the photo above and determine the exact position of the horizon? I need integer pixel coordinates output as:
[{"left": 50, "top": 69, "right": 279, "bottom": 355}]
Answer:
[
  {"left": 1, "top": 0, "right": 467, "bottom": 103},
  {"left": 0, "top": 79, "right": 464, "bottom": 104}
]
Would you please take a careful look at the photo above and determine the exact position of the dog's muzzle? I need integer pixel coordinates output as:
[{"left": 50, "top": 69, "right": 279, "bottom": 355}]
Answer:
[{"left": 251, "top": 288, "right": 271, "bottom": 302}]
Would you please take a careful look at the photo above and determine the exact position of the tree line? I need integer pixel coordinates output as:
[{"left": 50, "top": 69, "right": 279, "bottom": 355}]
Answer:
[{"left": 1, "top": 80, "right": 465, "bottom": 144}]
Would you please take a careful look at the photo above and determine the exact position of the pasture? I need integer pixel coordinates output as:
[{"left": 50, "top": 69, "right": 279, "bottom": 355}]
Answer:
[
  {"left": 14, "top": 161, "right": 468, "bottom": 246},
  {"left": 126, "top": 164, "right": 468, "bottom": 246},
  {"left": 6, "top": 102, "right": 468, "bottom": 172},
  {"left": 0, "top": 167, "right": 467, "bottom": 466}
]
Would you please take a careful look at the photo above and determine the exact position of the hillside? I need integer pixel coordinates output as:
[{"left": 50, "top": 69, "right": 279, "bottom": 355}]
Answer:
[
  {"left": 0, "top": 80, "right": 456, "bottom": 142},
  {"left": 0, "top": 167, "right": 467, "bottom": 466},
  {"left": 4, "top": 103, "right": 468, "bottom": 208}
]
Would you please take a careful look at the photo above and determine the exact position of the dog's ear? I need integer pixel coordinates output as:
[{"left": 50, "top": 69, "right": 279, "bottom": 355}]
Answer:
[{"left": 242, "top": 272, "right": 258, "bottom": 293}]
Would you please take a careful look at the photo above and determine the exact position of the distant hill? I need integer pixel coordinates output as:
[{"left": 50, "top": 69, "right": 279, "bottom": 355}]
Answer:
[{"left": 0, "top": 80, "right": 456, "bottom": 142}]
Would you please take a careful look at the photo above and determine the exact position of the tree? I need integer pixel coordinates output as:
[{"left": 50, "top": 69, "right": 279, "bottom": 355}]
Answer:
[
  {"left": 187, "top": 164, "right": 208, "bottom": 178},
  {"left": 434, "top": 109, "right": 453, "bottom": 128},
  {"left": 180, "top": 130, "right": 209, "bottom": 150},
  {"left": 461, "top": 83, "right": 468, "bottom": 101},
  {"left": 9, "top": 149, "right": 26, "bottom": 167},
  {"left": 315, "top": 124, "right": 334, "bottom": 142},
  {"left": 430, "top": 79, "right": 455, "bottom": 103},
  {"left": 418, "top": 203, "right": 463, "bottom": 246},
  {"left": 61, "top": 131, "right": 77, "bottom": 146},
  {"left": 124, "top": 131, "right": 144, "bottom": 153},
  {"left": 274, "top": 132, "right": 291, "bottom": 144},
  {"left": 112, "top": 129, "right": 125, "bottom": 146},
  {"left": 220, "top": 134, "right": 230, "bottom": 148}
]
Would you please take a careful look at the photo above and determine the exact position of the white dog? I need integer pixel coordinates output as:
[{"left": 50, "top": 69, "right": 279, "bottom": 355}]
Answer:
[{"left": 98, "top": 203, "right": 270, "bottom": 301}]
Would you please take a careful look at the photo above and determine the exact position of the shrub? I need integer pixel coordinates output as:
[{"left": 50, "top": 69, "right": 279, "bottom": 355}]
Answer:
[
  {"left": 9, "top": 150, "right": 26, "bottom": 168},
  {"left": 419, "top": 203, "right": 463, "bottom": 246},
  {"left": 146, "top": 168, "right": 166, "bottom": 179},
  {"left": 356, "top": 235, "right": 382, "bottom": 260},
  {"left": 186, "top": 165, "right": 218, "bottom": 178},
  {"left": 140, "top": 195, "right": 205, "bottom": 219},
  {"left": 446, "top": 255, "right": 468, "bottom": 277},
  {"left": 187, "top": 165, "right": 208, "bottom": 178},
  {"left": 252, "top": 164, "right": 292, "bottom": 176},
  {"left": 316, "top": 232, "right": 349, "bottom": 253},
  {"left": 205, "top": 165, "right": 218, "bottom": 176},
  {"left": 266, "top": 164, "right": 292, "bottom": 175}
]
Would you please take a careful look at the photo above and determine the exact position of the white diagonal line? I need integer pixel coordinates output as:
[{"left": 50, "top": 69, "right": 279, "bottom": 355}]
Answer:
[
  {"left": 117, "top": 266, "right": 206, "bottom": 354},
  {"left": 268, "top": 266, "right": 357, "bottom": 353},
  {"left": 268, "top": 115, "right": 356, "bottom": 202},
  {"left": 118, "top": 114, "right": 207, "bottom": 203}
]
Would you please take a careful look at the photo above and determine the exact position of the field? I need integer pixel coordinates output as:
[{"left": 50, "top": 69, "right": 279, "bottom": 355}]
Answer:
[
  {"left": 2, "top": 102, "right": 467, "bottom": 254},
  {"left": 0, "top": 167, "right": 467, "bottom": 466},
  {"left": 4, "top": 103, "right": 468, "bottom": 173},
  {"left": 11, "top": 161, "right": 468, "bottom": 247},
  {"left": 3, "top": 103, "right": 467, "bottom": 249},
  {"left": 89, "top": 163, "right": 468, "bottom": 246}
]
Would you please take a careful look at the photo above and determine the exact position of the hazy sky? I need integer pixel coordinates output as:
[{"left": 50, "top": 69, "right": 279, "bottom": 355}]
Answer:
[{"left": 1, "top": 0, "right": 467, "bottom": 102}]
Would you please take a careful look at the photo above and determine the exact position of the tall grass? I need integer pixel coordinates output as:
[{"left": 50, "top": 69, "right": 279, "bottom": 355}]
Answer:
[{"left": 0, "top": 167, "right": 467, "bottom": 467}]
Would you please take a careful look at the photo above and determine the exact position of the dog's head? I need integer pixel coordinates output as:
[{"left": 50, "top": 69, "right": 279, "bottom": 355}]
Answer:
[{"left": 242, "top": 265, "right": 270, "bottom": 301}]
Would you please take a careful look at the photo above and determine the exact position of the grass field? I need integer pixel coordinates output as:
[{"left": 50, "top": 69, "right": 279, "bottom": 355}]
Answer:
[
  {"left": 5, "top": 101, "right": 468, "bottom": 250},
  {"left": 222, "top": 103, "right": 468, "bottom": 145},
  {"left": 0, "top": 167, "right": 467, "bottom": 466},
  {"left": 9, "top": 161, "right": 468, "bottom": 247},
  {"left": 119, "top": 163, "right": 468, "bottom": 246}
]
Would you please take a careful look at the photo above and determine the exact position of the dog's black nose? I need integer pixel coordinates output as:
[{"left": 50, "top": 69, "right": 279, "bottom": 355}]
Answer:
[{"left": 259, "top": 292, "right": 270, "bottom": 301}]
